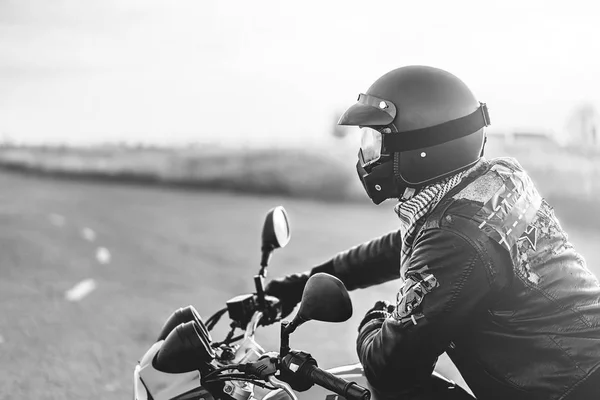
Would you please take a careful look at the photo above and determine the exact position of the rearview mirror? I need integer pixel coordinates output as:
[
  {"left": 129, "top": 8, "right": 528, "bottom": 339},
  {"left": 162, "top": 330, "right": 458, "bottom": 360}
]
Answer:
[
  {"left": 285, "top": 273, "right": 352, "bottom": 335},
  {"left": 280, "top": 274, "right": 353, "bottom": 356},
  {"left": 297, "top": 273, "right": 353, "bottom": 323},
  {"left": 262, "top": 206, "right": 291, "bottom": 250},
  {"left": 260, "top": 206, "right": 291, "bottom": 268}
]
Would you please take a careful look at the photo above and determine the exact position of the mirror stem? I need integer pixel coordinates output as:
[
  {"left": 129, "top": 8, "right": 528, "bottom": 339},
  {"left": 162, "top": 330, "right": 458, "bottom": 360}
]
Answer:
[
  {"left": 254, "top": 275, "right": 266, "bottom": 308},
  {"left": 282, "top": 315, "right": 306, "bottom": 336},
  {"left": 260, "top": 244, "right": 275, "bottom": 268},
  {"left": 280, "top": 321, "right": 291, "bottom": 356},
  {"left": 280, "top": 315, "right": 307, "bottom": 356}
]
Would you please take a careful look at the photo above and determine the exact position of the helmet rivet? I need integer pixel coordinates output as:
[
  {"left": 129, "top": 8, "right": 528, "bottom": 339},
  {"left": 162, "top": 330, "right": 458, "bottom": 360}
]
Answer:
[
  {"left": 420, "top": 152, "right": 427, "bottom": 158},
  {"left": 379, "top": 101, "right": 388, "bottom": 109},
  {"left": 375, "top": 184, "right": 382, "bottom": 191}
]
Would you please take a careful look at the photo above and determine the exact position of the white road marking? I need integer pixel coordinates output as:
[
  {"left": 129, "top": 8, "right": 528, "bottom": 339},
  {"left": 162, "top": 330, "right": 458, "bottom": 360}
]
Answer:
[
  {"left": 48, "top": 213, "right": 65, "bottom": 227},
  {"left": 104, "top": 382, "right": 120, "bottom": 392},
  {"left": 65, "top": 279, "right": 97, "bottom": 301},
  {"left": 82, "top": 227, "right": 96, "bottom": 242},
  {"left": 0, "top": 334, "right": 4, "bottom": 344},
  {"left": 96, "top": 247, "right": 111, "bottom": 264}
]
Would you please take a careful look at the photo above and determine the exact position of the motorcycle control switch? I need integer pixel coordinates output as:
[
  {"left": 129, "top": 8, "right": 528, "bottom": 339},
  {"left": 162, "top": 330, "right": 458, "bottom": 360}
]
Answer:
[
  {"left": 280, "top": 351, "right": 317, "bottom": 392},
  {"left": 226, "top": 294, "right": 282, "bottom": 328}
]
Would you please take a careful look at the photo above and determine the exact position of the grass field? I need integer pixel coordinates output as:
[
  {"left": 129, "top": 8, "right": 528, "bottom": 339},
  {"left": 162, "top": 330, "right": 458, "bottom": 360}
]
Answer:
[
  {"left": 2, "top": 142, "right": 600, "bottom": 230},
  {"left": 1, "top": 170, "right": 599, "bottom": 399}
]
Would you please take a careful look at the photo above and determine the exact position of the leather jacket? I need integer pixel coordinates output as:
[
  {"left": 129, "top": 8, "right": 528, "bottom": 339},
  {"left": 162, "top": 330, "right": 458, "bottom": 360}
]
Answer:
[{"left": 330, "top": 157, "right": 600, "bottom": 400}]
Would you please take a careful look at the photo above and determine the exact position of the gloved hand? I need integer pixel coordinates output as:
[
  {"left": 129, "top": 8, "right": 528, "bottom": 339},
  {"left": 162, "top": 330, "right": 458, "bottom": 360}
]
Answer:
[
  {"left": 358, "top": 300, "right": 395, "bottom": 332},
  {"left": 265, "top": 260, "right": 335, "bottom": 319},
  {"left": 265, "top": 272, "right": 310, "bottom": 319}
]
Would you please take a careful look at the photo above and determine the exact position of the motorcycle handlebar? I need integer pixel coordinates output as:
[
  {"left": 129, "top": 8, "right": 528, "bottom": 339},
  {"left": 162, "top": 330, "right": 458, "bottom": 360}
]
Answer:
[{"left": 302, "top": 364, "right": 371, "bottom": 400}]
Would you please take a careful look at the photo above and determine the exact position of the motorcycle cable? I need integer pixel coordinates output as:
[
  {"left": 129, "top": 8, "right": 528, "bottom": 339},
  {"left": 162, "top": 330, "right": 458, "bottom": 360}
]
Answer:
[
  {"left": 224, "top": 333, "right": 244, "bottom": 344},
  {"left": 204, "top": 364, "right": 245, "bottom": 379},
  {"left": 211, "top": 326, "right": 244, "bottom": 348},
  {"left": 204, "top": 357, "right": 276, "bottom": 380},
  {"left": 206, "top": 307, "right": 228, "bottom": 331},
  {"left": 203, "top": 374, "right": 277, "bottom": 390},
  {"left": 207, "top": 310, "right": 247, "bottom": 347}
]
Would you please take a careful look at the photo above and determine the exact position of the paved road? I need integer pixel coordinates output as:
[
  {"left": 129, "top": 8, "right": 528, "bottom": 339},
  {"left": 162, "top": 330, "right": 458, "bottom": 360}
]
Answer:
[{"left": 1, "top": 170, "right": 598, "bottom": 399}]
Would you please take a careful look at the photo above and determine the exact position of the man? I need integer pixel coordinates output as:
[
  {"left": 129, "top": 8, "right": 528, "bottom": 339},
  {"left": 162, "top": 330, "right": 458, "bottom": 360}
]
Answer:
[{"left": 265, "top": 66, "right": 600, "bottom": 399}]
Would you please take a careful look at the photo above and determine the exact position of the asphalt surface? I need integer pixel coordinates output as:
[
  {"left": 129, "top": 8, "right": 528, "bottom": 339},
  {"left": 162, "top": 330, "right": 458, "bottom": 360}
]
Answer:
[{"left": 1, "top": 170, "right": 598, "bottom": 399}]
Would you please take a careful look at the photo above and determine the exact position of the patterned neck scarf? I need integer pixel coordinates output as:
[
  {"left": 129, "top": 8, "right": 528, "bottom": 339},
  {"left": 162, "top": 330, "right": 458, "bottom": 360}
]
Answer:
[{"left": 394, "top": 164, "right": 479, "bottom": 277}]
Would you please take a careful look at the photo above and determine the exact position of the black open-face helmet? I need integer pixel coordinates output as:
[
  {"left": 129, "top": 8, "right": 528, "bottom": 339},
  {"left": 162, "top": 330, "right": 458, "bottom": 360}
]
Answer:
[{"left": 339, "top": 65, "right": 490, "bottom": 204}]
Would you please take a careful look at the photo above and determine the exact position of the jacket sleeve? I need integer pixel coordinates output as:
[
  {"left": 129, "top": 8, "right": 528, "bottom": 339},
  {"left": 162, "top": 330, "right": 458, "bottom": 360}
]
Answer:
[
  {"left": 356, "top": 223, "right": 510, "bottom": 395},
  {"left": 329, "top": 230, "right": 402, "bottom": 291}
]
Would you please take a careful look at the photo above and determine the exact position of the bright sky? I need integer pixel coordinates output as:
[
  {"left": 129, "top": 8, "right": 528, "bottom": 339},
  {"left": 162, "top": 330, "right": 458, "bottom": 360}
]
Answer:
[{"left": 1, "top": 0, "right": 599, "bottom": 146}]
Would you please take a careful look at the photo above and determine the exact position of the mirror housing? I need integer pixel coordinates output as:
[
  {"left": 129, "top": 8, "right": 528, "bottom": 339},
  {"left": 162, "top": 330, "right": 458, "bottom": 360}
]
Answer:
[
  {"left": 260, "top": 206, "right": 291, "bottom": 269},
  {"left": 285, "top": 273, "right": 353, "bottom": 334}
]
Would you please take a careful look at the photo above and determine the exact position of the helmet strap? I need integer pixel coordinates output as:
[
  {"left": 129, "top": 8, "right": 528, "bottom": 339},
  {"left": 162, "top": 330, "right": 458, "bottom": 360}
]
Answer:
[
  {"left": 384, "top": 103, "right": 490, "bottom": 152},
  {"left": 480, "top": 134, "right": 488, "bottom": 157},
  {"left": 393, "top": 152, "right": 418, "bottom": 201}
]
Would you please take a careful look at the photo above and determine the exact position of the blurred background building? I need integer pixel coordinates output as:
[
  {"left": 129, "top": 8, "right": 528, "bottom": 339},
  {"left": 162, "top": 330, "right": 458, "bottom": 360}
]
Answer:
[{"left": 563, "top": 103, "right": 600, "bottom": 150}]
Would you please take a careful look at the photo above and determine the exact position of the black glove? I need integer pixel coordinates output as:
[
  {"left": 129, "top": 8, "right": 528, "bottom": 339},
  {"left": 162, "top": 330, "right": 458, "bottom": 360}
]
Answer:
[
  {"left": 265, "top": 260, "right": 335, "bottom": 319},
  {"left": 265, "top": 272, "right": 309, "bottom": 319},
  {"left": 358, "top": 300, "right": 395, "bottom": 332}
]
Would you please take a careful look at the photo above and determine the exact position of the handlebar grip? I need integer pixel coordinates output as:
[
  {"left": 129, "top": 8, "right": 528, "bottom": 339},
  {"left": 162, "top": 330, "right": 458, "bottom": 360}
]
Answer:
[{"left": 303, "top": 364, "right": 371, "bottom": 400}]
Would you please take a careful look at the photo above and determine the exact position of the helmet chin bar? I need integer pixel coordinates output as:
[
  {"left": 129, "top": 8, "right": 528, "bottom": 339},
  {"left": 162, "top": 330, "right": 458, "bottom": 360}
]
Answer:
[
  {"left": 356, "top": 150, "right": 428, "bottom": 205},
  {"left": 356, "top": 157, "right": 404, "bottom": 205}
]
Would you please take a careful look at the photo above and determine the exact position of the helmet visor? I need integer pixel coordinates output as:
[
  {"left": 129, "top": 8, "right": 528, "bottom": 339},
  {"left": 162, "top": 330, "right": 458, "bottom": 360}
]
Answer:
[
  {"left": 359, "top": 127, "right": 383, "bottom": 167},
  {"left": 338, "top": 93, "right": 397, "bottom": 126}
]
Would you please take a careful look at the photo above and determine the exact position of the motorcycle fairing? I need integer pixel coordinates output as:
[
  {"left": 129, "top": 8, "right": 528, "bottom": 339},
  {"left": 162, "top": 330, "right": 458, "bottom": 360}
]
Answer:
[{"left": 134, "top": 341, "right": 207, "bottom": 400}]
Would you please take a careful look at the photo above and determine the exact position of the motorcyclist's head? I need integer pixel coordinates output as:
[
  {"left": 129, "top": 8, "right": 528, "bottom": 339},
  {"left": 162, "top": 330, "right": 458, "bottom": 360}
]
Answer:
[{"left": 338, "top": 65, "right": 490, "bottom": 204}]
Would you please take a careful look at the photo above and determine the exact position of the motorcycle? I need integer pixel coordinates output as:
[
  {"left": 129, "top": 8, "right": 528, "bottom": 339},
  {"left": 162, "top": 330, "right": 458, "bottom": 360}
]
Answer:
[{"left": 133, "top": 206, "right": 475, "bottom": 400}]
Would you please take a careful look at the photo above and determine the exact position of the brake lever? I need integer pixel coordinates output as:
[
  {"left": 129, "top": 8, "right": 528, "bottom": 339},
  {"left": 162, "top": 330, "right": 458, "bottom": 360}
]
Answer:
[
  {"left": 267, "top": 376, "right": 298, "bottom": 400},
  {"left": 244, "top": 353, "right": 279, "bottom": 378},
  {"left": 244, "top": 356, "right": 298, "bottom": 400}
]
